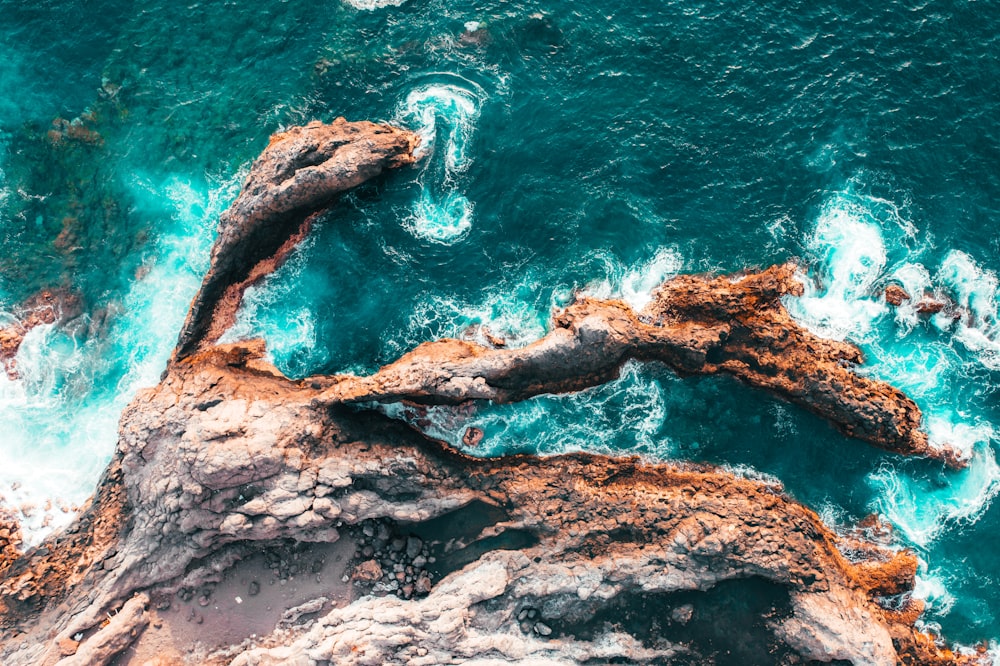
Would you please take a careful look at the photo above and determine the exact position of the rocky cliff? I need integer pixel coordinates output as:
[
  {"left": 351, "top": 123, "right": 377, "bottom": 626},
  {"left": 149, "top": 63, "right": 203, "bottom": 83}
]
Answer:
[{"left": 0, "top": 119, "right": 984, "bottom": 665}]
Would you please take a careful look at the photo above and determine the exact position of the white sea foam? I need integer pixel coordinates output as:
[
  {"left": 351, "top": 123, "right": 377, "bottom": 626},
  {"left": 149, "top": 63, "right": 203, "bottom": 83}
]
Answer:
[
  {"left": 784, "top": 185, "right": 1000, "bottom": 548},
  {"left": 341, "top": 0, "right": 409, "bottom": 10},
  {"left": 383, "top": 360, "right": 671, "bottom": 460},
  {"left": 380, "top": 262, "right": 556, "bottom": 365},
  {"left": 220, "top": 234, "right": 327, "bottom": 377},
  {"left": 582, "top": 247, "right": 684, "bottom": 311},
  {"left": 620, "top": 248, "right": 684, "bottom": 311},
  {"left": 720, "top": 464, "right": 784, "bottom": 490},
  {"left": 914, "top": 563, "right": 957, "bottom": 616},
  {"left": 888, "top": 262, "right": 932, "bottom": 333},
  {"left": 937, "top": 250, "right": 1000, "bottom": 369},
  {"left": 0, "top": 172, "right": 232, "bottom": 543},
  {"left": 403, "top": 189, "right": 473, "bottom": 244},
  {"left": 783, "top": 193, "right": 896, "bottom": 341},
  {"left": 868, "top": 433, "right": 999, "bottom": 547},
  {"left": 397, "top": 79, "right": 484, "bottom": 244}
]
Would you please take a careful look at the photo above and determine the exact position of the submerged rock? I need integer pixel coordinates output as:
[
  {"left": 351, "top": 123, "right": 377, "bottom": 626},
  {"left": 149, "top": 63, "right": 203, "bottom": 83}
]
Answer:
[{"left": 461, "top": 426, "right": 484, "bottom": 448}]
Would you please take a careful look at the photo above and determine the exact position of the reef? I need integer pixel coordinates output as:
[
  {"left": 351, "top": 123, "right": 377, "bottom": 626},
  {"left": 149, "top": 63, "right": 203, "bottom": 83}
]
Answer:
[{"left": 0, "top": 119, "right": 984, "bottom": 665}]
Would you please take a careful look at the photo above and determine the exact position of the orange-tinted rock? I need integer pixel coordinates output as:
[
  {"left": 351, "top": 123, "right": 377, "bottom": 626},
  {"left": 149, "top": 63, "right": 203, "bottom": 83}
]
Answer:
[
  {"left": 174, "top": 118, "right": 419, "bottom": 359},
  {"left": 0, "top": 289, "right": 81, "bottom": 379},
  {"left": 916, "top": 297, "right": 947, "bottom": 315},
  {"left": 0, "top": 508, "right": 22, "bottom": 576},
  {"left": 462, "top": 427, "right": 484, "bottom": 447},
  {"left": 56, "top": 637, "right": 79, "bottom": 656},
  {"left": 0, "top": 121, "right": 980, "bottom": 665},
  {"left": 885, "top": 284, "right": 911, "bottom": 306},
  {"left": 317, "top": 264, "right": 961, "bottom": 468}
]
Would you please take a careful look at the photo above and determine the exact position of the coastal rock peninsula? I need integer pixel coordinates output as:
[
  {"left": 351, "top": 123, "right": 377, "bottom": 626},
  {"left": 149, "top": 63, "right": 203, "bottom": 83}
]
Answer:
[
  {"left": 0, "top": 120, "right": 984, "bottom": 665},
  {"left": 174, "top": 118, "right": 420, "bottom": 359}
]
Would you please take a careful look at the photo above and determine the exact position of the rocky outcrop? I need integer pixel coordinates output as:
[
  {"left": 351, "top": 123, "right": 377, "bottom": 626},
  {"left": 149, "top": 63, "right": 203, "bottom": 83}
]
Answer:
[
  {"left": 0, "top": 346, "right": 977, "bottom": 664},
  {"left": 0, "top": 119, "right": 983, "bottom": 665},
  {"left": 885, "top": 284, "right": 910, "bottom": 306},
  {"left": 174, "top": 118, "right": 420, "bottom": 359},
  {"left": 0, "top": 508, "right": 22, "bottom": 575},
  {"left": 0, "top": 288, "right": 80, "bottom": 379},
  {"left": 318, "top": 265, "right": 963, "bottom": 467}
]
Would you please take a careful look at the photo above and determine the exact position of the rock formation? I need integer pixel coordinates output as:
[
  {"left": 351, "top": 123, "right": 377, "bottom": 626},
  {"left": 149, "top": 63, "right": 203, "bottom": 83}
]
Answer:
[
  {"left": 0, "top": 119, "right": 985, "bottom": 665},
  {"left": 0, "top": 288, "right": 80, "bottom": 379},
  {"left": 317, "top": 264, "right": 964, "bottom": 468},
  {"left": 885, "top": 284, "right": 910, "bottom": 307},
  {"left": 174, "top": 118, "right": 420, "bottom": 359}
]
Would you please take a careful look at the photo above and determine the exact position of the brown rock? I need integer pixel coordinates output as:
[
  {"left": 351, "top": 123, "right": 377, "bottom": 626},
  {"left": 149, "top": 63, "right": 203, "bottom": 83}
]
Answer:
[
  {"left": 462, "top": 427, "right": 484, "bottom": 448},
  {"left": 174, "top": 118, "right": 420, "bottom": 359},
  {"left": 0, "top": 508, "right": 23, "bottom": 575},
  {"left": 884, "top": 284, "right": 910, "bottom": 306},
  {"left": 353, "top": 559, "right": 383, "bottom": 583},
  {"left": 56, "top": 637, "right": 79, "bottom": 656},
  {"left": 915, "top": 297, "right": 947, "bottom": 315},
  {"left": 316, "top": 264, "right": 962, "bottom": 468},
  {"left": 0, "top": 120, "right": 978, "bottom": 666}
]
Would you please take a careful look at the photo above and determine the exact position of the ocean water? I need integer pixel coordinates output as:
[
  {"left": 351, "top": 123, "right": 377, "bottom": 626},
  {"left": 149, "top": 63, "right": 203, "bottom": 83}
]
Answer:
[{"left": 2, "top": 0, "right": 1000, "bottom": 647}]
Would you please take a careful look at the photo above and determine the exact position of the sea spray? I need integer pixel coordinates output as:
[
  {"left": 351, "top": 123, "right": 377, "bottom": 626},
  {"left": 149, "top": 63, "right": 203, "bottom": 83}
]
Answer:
[
  {"left": 220, "top": 234, "right": 327, "bottom": 378},
  {"left": 785, "top": 186, "right": 1000, "bottom": 549},
  {"left": 581, "top": 247, "right": 684, "bottom": 311},
  {"left": 0, "top": 172, "right": 233, "bottom": 543},
  {"left": 380, "top": 360, "right": 671, "bottom": 459}
]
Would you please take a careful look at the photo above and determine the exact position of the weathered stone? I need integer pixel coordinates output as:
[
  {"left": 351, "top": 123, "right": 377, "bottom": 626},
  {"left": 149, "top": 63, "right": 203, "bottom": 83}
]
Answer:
[
  {"left": 0, "top": 120, "right": 977, "bottom": 666},
  {"left": 405, "top": 536, "right": 423, "bottom": 560},
  {"left": 353, "top": 560, "right": 383, "bottom": 583},
  {"left": 916, "top": 297, "right": 947, "bottom": 315},
  {"left": 315, "top": 264, "right": 964, "bottom": 468},
  {"left": 884, "top": 284, "right": 910, "bottom": 306},
  {"left": 670, "top": 604, "right": 693, "bottom": 625}
]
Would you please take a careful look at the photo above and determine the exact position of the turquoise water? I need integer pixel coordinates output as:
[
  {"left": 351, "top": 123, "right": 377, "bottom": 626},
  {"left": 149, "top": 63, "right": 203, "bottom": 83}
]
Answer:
[{"left": 3, "top": 0, "right": 1000, "bottom": 648}]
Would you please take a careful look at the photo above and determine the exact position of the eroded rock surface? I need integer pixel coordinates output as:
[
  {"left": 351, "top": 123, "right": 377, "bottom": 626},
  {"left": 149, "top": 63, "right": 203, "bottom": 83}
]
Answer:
[
  {"left": 0, "top": 119, "right": 983, "bottom": 665},
  {"left": 319, "top": 265, "right": 963, "bottom": 467},
  {"left": 0, "top": 346, "right": 976, "bottom": 665},
  {"left": 174, "top": 118, "right": 419, "bottom": 359}
]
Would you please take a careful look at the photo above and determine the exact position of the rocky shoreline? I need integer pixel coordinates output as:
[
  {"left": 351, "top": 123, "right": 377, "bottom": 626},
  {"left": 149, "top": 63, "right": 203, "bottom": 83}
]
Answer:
[{"left": 0, "top": 119, "right": 986, "bottom": 665}]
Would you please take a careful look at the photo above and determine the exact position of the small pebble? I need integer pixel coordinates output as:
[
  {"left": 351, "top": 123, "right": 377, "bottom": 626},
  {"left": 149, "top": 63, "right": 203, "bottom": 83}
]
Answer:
[{"left": 405, "top": 536, "right": 423, "bottom": 559}]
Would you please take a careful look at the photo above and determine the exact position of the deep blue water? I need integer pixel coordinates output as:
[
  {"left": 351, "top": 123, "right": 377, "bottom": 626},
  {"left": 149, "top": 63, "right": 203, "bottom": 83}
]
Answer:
[{"left": 1, "top": 0, "right": 999, "bottom": 649}]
